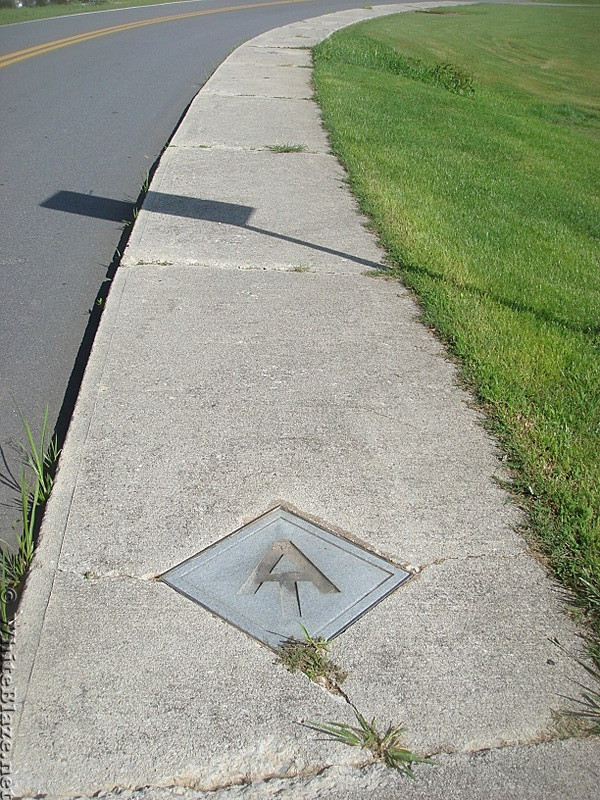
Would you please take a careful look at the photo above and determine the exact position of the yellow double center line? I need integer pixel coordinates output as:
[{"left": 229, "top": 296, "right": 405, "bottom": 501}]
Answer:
[{"left": 0, "top": 0, "right": 314, "bottom": 69}]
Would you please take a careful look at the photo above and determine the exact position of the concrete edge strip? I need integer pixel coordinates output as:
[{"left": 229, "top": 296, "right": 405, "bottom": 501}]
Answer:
[{"left": 11, "top": 269, "right": 131, "bottom": 740}]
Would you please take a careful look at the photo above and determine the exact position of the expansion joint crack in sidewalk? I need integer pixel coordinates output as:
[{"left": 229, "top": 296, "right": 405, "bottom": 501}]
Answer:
[
  {"left": 170, "top": 145, "right": 323, "bottom": 154},
  {"left": 57, "top": 550, "right": 532, "bottom": 594},
  {"left": 19, "top": 734, "right": 583, "bottom": 800},
  {"left": 429, "top": 729, "right": 571, "bottom": 759},
  {"left": 129, "top": 261, "right": 370, "bottom": 275},
  {"left": 411, "top": 549, "right": 531, "bottom": 573},
  {"left": 204, "top": 92, "right": 309, "bottom": 100},
  {"left": 19, "top": 762, "right": 348, "bottom": 800}
]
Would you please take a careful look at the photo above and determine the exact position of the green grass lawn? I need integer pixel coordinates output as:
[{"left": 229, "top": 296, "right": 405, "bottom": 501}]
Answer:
[{"left": 313, "top": 4, "right": 600, "bottom": 639}]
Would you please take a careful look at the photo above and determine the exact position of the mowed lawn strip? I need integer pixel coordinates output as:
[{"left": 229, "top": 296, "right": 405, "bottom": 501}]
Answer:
[{"left": 313, "top": 5, "right": 600, "bottom": 637}]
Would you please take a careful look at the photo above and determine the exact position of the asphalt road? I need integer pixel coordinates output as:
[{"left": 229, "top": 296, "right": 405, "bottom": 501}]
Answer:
[{"left": 0, "top": 0, "right": 412, "bottom": 546}]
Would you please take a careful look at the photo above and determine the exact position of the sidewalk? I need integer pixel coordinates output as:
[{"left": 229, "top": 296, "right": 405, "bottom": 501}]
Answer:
[{"left": 10, "top": 4, "right": 599, "bottom": 798}]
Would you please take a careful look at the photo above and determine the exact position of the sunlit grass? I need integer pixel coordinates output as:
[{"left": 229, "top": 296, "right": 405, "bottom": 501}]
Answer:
[{"left": 313, "top": 4, "right": 600, "bottom": 636}]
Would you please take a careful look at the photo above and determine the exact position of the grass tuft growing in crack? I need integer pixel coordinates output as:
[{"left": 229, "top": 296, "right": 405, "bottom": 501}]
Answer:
[
  {"left": 277, "top": 625, "right": 347, "bottom": 694},
  {"left": 278, "top": 628, "right": 432, "bottom": 778},
  {"left": 1, "top": 409, "right": 60, "bottom": 640},
  {"left": 266, "top": 143, "right": 308, "bottom": 154},
  {"left": 307, "top": 710, "right": 433, "bottom": 778},
  {"left": 121, "top": 169, "right": 150, "bottom": 229},
  {"left": 17, "top": 406, "right": 58, "bottom": 504}
]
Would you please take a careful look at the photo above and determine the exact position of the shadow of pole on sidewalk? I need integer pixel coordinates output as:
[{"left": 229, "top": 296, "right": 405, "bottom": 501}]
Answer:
[{"left": 40, "top": 189, "right": 387, "bottom": 271}]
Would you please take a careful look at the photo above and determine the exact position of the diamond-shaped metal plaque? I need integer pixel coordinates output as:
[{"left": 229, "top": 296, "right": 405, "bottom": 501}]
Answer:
[{"left": 161, "top": 506, "right": 411, "bottom": 649}]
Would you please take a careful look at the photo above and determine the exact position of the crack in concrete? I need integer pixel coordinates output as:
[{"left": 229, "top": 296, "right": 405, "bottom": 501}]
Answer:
[
  {"left": 19, "top": 762, "right": 342, "bottom": 800},
  {"left": 56, "top": 551, "right": 531, "bottom": 585},
  {"left": 429, "top": 726, "right": 566, "bottom": 758},
  {"left": 18, "top": 730, "right": 582, "bottom": 800},
  {"left": 57, "top": 567, "right": 159, "bottom": 582},
  {"left": 413, "top": 549, "right": 531, "bottom": 573}
]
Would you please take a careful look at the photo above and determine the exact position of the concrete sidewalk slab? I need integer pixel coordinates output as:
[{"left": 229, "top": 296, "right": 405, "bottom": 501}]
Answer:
[
  {"left": 247, "top": 4, "right": 413, "bottom": 48},
  {"left": 121, "top": 150, "right": 384, "bottom": 273},
  {"left": 14, "top": 570, "right": 353, "bottom": 794},
  {"left": 223, "top": 47, "right": 313, "bottom": 68},
  {"left": 12, "top": 261, "right": 591, "bottom": 794},
  {"left": 48, "top": 267, "right": 523, "bottom": 578},
  {"left": 10, "top": 3, "right": 599, "bottom": 798},
  {"left": 248, "top": 23, "right": 346, "bottom": 48},
  {"left": 340, "top": 553, "right": 578, "bottom": 751},
  {"left": 202, "top": 62, "right": 313, "bottom": 99},
  {"left": 170, "top": 96, "right": 329, "bottom": 151},
  {"left": 13, "top": 561, "right": 592, "bottom": 793}
]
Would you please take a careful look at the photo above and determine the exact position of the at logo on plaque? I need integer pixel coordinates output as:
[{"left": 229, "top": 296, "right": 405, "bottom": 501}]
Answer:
[{"left": 239, "top": 539, "right": 339, "bottom": 617}]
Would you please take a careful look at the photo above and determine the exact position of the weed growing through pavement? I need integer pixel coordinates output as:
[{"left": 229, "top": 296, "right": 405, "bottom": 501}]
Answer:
[
  {"left": 120, "top": 172, "right": 149, "bottom": 230},
  {"left": 277, "top": 626, "right": 432, "bottom": 778},
  {"left": 121, "top": 205, "right": 139, "bottom": 229},
  {"left": 0, "top": 486, "right": 37, "bottom": 641},
  {"left": 307, "top": 710, "right": 433, "bottom": 778},
  {"left": 277, "top": 625, "right": 347, "bottom": 694},
  {"left": 17, "top": 407, "right": 58, "bottom": 504},
  {"left": 266, "top": 144, "right": 308, "bottom": 154},
  {"left": 0, "top": 409, "right": 60, "bottom": 639}
]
